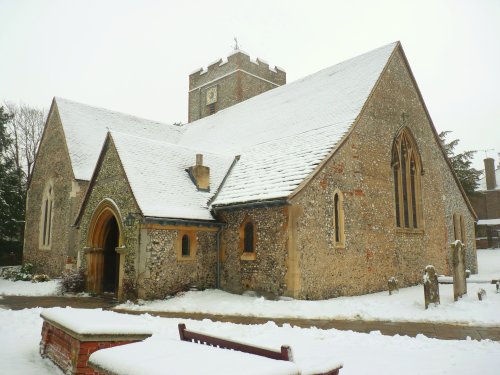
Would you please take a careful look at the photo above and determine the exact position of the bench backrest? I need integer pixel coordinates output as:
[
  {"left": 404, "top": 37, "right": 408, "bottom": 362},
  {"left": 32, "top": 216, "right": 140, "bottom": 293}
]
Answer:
[{"left": 178, "top": 323, "right": 292, "bottom": 361}]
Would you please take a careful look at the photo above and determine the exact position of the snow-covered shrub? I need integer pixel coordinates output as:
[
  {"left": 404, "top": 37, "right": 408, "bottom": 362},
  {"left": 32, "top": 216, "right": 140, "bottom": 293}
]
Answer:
[
  {"left": 32, "top": 274, "right": 51, "bottom": 283},
  {"left": 57, "top": 268, "right": 85, "bottom": 294},
  {"left": 10, "top": 263, "right": 34, "bottom": 281},
  {"left": 0, "top": 265, "right": 21, "bottom": 280}
]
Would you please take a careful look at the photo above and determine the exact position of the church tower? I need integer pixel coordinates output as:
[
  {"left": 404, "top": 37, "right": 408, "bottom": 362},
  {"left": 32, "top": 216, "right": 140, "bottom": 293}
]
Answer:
[{"left": 188, "top": 50, "right": 286, "bottom": 122}]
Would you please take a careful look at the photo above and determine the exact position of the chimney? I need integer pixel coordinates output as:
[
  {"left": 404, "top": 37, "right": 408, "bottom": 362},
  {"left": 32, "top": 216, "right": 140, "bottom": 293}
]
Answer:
[
  {"left": 484, "top": 158, "right": 497, "bottom": 190},
  {"left": 189, "top": 154, "right": 210, "bottom": 191}
]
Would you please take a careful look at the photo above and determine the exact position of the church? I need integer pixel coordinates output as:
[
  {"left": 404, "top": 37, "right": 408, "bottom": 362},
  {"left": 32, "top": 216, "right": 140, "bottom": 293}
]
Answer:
[{"left": 23, "top": 42, "right": 477, "bottom": 300}]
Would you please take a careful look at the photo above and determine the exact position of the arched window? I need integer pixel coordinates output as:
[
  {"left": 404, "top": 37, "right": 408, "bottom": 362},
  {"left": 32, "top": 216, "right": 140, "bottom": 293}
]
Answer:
[
  {"left": 240, "top": 218, "right": 257, "bottom": 261},
  {"left": 392, "top": 128, "right": 422, "bottom": 229},
  {"left": 177, "top": 231, "right": 196, "bottom": 260},
  {"left": 181, "top": 234, "right": 190, "bottom": 257},
  {"left": 333, "top": 190, "right": 345, "bottom": 247},
  {"left": 39, "top": 182, "right": 54, "bottom": 249},
  {"left": 244, "top": 222, "right": 254, "bottom": 253}
]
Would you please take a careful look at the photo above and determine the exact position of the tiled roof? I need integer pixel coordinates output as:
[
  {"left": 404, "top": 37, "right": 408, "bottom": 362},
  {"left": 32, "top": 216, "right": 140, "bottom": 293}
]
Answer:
[
  {"left": 110, "top": 131, "right": 233, "bottom": 220},
  {"left": 60, "top": 42, "right": 398, "bottom": 219},
  {"left": 56, "top": 97, "right": 183, "bottom": 180},
  {"left": 179, "top": 42, "right": 397, "bottom": 206}
]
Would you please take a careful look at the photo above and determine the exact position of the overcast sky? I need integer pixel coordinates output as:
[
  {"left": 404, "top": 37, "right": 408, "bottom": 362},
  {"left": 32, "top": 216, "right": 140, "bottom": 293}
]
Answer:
[{"left": 0, "top": 0, "right": 498, "bottom": 171}]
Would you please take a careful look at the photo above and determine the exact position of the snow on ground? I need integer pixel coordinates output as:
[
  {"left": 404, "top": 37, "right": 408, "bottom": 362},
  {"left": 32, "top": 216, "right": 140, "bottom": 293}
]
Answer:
[
  {"left": 0, "top": 279, "right": 59, "bottom": 296},
  {"left": 0, "top": 308, "right": 63, "bottom": 375},
  {"left": 118, "top": 249, "right": 500, "bottom": 326},
  {"left": 1, "top": 307, "right": 499, "bottom": 375}
]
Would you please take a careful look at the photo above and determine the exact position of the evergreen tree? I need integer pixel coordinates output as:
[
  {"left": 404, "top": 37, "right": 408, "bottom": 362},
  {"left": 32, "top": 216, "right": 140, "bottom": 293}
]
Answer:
[
  {"left": 439, "top": 131, "right": 481, "bottom": 196},
  {"left": 0, "top": 106, "right": 24, "bottom": 240}
]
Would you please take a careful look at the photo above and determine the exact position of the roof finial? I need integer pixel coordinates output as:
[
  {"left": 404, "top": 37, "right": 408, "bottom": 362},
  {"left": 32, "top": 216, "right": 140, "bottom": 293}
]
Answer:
[{"left": 232, "top": 37, "right": 240, "bottom": 51}]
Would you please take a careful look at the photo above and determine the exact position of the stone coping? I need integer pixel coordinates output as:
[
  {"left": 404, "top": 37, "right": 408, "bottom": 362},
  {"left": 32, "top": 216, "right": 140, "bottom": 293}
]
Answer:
[{"left": 40, "top": 308, "right": 152, "bottom": 342}]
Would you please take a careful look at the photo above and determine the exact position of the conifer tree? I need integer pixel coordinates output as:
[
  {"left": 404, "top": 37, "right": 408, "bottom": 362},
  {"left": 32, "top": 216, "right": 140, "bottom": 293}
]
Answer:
[
  {"left": 439, "top": 131, "right": 481, "bottom": 196},
  {"left": 0, "top": 106, "right": 24, "bottom": 240}
]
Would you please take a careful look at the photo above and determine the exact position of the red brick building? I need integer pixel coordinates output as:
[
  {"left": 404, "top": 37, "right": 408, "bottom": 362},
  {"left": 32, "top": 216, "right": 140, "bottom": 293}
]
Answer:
[{"left": 470, "top": 157, "right": 500, "bottom": 249}]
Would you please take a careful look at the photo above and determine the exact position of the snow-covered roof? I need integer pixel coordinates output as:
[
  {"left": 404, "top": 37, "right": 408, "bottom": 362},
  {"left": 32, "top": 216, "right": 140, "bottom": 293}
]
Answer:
[
  {"left": 56, "top": 97, "right": 183, "bottom": 181},
  {"left": 477, "top": 218, "right": 500, "bottom": 226},
  {"left": 477, "top": 166, "right": 500, "bottom": 191},
  {"left": 110, "top": 131, "right": 234, "bottom": 220},
  {"left": 67, "top": 42, "right": 398, "bottom": 220},
  {"left": 180, "top": 42, "right": 397, "bottom": 206}
]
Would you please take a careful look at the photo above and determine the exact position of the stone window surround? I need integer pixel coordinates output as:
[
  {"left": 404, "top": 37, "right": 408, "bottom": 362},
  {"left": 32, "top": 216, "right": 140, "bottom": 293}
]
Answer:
[
  {"left": 176, "top": 230, "right": 197, "bottom": 261},
  {"left": 392, "top": 127, "right": 424, "bottom": 232},
  {"left": 239, "top": 216, "right": 257, "bottom": 261},
  {"left": 333, "top": 189, "right": 345, "bottom": 248},
  {"left": 39, "top": 180, "right": 54, "bottom": 250}
]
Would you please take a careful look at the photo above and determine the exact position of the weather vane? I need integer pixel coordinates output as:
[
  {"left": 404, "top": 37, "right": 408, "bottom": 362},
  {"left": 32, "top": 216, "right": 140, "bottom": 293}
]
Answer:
[{"left": 232, "top": 37, "right": 241, "bottom": 51}]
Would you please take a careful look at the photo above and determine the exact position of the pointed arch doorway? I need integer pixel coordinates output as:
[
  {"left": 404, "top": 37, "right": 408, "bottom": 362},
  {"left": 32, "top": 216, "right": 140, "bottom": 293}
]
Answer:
[{"left": 85, "top": 199, "right": 126, "bottom": 298}]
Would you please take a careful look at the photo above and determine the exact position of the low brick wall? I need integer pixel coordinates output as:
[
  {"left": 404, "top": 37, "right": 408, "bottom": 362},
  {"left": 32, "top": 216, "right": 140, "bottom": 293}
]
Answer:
[{"left": 40, "top": 316, "right": 151, "bottom": 375}]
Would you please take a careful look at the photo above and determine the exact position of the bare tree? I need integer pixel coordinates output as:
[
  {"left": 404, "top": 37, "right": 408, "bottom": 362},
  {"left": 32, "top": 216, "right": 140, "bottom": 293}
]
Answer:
[{"left": 4, "top": 102, "right": 46, "bottom": 187}]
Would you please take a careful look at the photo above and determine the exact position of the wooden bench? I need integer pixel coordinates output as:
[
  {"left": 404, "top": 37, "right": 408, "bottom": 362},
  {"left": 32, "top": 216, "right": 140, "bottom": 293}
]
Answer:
[{"left": 178, "top": 323, "right": 342, "bottom": 375}]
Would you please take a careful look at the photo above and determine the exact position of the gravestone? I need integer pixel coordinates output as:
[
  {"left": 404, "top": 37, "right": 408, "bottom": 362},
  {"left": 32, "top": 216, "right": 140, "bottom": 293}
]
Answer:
[
  {"left": 423, "top": 265, "right": 440, "bottom": 309},
  {"left": 451, "top": 240, "right": 467, "bottom": 301},
  {"left": 477, "top": 288, "right": 486, "bottom": 301},
  {"left": 496, "top": 281, "right": 499, "bottom": 293},
  {"left": 388, "top": 277, "right": 399, "bottom": 295}
]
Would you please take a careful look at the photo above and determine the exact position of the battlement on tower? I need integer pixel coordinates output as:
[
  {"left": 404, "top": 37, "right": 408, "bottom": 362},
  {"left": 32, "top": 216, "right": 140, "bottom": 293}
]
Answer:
[
  {"left": 189, "top": 50, "right": 286, "bottom": 91},
  {"left": 188, "top": 50, "right": 286, "bottom": 122}
]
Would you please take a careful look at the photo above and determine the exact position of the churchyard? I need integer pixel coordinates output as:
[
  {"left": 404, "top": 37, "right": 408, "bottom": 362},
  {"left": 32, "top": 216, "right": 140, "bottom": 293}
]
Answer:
[{"left": 0, "top": 248, "right": 499, "bottom": 374}]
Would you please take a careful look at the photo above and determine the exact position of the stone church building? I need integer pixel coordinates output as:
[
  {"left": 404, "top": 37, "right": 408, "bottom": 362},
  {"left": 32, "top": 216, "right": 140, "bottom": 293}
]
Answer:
[{"left": 24, "top": 42, "right": 477, "bottom": 300}]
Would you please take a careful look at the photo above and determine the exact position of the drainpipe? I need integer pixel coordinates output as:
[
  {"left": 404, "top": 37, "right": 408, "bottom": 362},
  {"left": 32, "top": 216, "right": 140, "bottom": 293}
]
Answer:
[{"left": 216, "top": 226, "right": 223, "bottom": 289}]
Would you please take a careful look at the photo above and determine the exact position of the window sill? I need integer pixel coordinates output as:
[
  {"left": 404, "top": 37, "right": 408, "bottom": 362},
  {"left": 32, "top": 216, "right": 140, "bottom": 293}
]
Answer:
[
  {"left": 177, "top": 255, "right": 196, "bottom": 262},
  {"left": 38, "top": 246, "right": 52, "bottom": 251},
  {"left": 396, "top": 228, "right": 424, "bottom": 235},
  {"left": 334, "top": 244, "right": 345, "bottom": 250},
  {"left": 240, "top": 252, "right": 256, "bottom": 261}
]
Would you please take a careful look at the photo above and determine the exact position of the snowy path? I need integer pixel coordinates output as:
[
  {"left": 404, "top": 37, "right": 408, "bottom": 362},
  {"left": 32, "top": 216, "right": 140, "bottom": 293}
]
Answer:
[
  {"left": 1, "top": 308, "right": 499, "bottom": 375},
  {"left": 117, "top": 249, "right": 500, "bottom": 326}
]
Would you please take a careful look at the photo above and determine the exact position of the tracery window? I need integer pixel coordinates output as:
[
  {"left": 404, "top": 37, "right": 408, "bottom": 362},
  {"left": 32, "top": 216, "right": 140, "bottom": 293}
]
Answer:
[
  {"left": 392, "top": 128, "right": 423, "bottom": 229},
  {"left": 333, "top": 190, "right": 345, "bottom": 247},
  {"left": 39, "top": 182, "right": 54, "bottom": 249}
]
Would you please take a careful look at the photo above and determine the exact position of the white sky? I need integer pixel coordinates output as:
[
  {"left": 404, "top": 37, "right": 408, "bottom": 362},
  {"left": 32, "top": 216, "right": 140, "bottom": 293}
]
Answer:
[{"left": 0, "top": 0, "right": 498, "bottom": 171}]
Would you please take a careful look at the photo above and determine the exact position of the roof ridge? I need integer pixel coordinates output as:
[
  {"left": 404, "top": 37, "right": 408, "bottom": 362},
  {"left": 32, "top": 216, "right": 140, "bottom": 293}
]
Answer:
[
  {"left": 184, "top": 42, "right": 398, "bottom": 129},
  {"left": 109, "top": 130, "right": 230, "bottom": 157},
  {"left": 55, "top": 96, "right": 174, "bottom": 127}
]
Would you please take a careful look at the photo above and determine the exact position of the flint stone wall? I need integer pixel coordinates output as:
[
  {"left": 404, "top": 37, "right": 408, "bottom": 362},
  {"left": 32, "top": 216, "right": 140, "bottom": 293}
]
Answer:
[
  {"left": 24, "top": 107, "right": 86, "bottom": 276},
  {"left": 139, "top": 228, "right": 217, "bottom": 299},
  {"left": 77, "top": 140, "right": 140, "bottom": 294},
  {"left": 291, "top": 48, "right": 476, "bottom": 300},
  {"left": 218, "top": 206, "right": 288, "bottom": 297}
]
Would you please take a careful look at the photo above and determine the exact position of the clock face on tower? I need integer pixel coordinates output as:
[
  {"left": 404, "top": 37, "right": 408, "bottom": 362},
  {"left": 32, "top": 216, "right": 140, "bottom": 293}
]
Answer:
[{"left": 206, "top": 86, "right": 218, "bottom": 105}]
